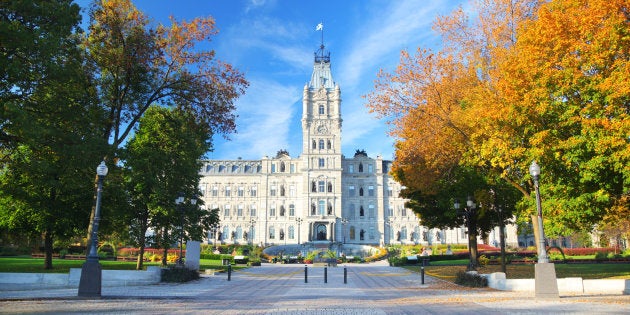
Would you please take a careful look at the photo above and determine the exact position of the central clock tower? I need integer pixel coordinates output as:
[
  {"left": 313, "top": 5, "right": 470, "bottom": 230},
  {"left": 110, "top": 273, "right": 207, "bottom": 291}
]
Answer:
[{"left": 300, "top": 42, "right": 343, "bottom": 242}]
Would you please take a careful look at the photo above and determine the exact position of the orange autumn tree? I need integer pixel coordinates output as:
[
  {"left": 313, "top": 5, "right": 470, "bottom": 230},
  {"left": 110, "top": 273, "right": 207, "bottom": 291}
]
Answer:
[
  {"left": 487, "top": 0, "right": 630, "bottom": 236},
  {"left": 367, "top": 0, "right": 630, "bottom": 239}
]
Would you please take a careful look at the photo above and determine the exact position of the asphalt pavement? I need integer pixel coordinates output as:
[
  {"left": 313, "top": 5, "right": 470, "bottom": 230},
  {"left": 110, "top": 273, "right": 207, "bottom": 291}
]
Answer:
[{"left": 1, "top": 260, "right": 629, "bottom": 314}]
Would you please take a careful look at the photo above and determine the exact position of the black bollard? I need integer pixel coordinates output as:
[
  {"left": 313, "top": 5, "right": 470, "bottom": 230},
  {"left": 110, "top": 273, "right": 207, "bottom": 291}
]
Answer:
[
  {"left": 421, "top": 266, "right": 425, "bottom": 284},
  {"left": 344, "top": 266, "right": 347, "bottom": 284},
  {"left": 324, "top": 267, "right": 328, "bottom": 283},
  {"left": 304, "top": 265, "right": 308, "bottom": 283},
  {"left": 228, "top": 263, "right": 232, "bottom": 281}
]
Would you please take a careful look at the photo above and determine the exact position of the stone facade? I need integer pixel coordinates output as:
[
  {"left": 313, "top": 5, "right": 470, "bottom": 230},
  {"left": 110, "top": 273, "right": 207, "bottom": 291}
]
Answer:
[{"left": 198, "top": 44, "right": 519, "bottom": 248}]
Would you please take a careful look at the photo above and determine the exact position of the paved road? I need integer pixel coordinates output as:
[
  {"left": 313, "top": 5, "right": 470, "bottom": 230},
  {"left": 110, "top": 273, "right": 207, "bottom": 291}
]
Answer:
[{"left": 1, "top": 262, "right": 629, "bottom": 314}]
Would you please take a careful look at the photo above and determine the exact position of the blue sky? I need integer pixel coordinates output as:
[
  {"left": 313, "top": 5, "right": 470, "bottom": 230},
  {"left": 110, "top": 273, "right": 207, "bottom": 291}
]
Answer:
[{"left": 76, "top": 0, "right": 468, "bottom": 160}]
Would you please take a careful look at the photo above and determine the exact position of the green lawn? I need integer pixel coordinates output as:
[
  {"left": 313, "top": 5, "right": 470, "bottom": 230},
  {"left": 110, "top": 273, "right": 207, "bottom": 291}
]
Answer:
[
  {"left": 405, "top": 262, "right": 630, "bottom": 282},
  {"left": 0, "top": 257, "right": 233, "bottom": 273}
]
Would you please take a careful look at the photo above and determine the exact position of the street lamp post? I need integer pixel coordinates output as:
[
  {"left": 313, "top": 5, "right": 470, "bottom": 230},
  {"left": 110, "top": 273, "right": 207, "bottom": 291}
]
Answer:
[
  {"left": 176, "top": 193, "right": 197, "bottom": 267},
  {"left": 529, "top": 160, "right": 559, "bottom": 298},
  {"left": 529, "top": 161, "right": 548, "bottom": 263},
  {"left": 454, "top": 196, "right": 477, "bottom": 271},
  {"left": 249, "top": 218, "right": 256, "bottom": 245},
  {"left": 78, "top": 161, "right": 108, "bottom": 297},
  {"left": 295, "top": 218, "right": 302, "bottom": 244},
  {"left": 341, "top": 218, "right": 348, "bottom": 244}
]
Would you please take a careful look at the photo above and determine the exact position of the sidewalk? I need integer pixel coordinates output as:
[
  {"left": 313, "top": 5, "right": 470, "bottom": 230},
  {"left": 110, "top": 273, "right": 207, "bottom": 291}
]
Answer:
[{"left": 1, "top": 263, "right": 629, "bottom": 314}]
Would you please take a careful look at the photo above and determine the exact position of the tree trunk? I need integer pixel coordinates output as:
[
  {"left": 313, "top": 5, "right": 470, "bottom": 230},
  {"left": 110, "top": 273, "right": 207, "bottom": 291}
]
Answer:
[
  {"left": 136, "top": 213, "right": 148, "bottom": 270},
  {"left": 44, "top": 229, "right": 53, "bottom": 270},
  {"left": 469, "top": 232, "right": 479, "bottom": 267},
  {"left": 85, "top": 174, "right": 99, "bottom": 256},
  {"left": 161, "top": 227, "right": 168, "bottom": 266}
]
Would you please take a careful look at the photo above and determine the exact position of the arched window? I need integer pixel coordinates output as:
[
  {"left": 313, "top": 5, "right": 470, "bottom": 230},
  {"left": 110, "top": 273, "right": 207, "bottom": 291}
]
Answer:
[
  {"left": 327, "top": 182, "right": 333, "bottom": 192},
  {"left": 359, "top": 187, "right": 364, "bottom": 196},
  {"left": 327, "top": 140, "right": 331, "bottom": 149},
  {"left": 280, "top": 162, "right": 285, "bottom": 172},
  {"left": 319, "top": 139, "right": 324, "bottom": 149},
  {"left": 222, "top": 226, "right": 229, "bottom": 240},
  {"left": 358, "top": 163, "right": 363, "bottom": 172},
  {"left": 359, "top": 206, "right": 365, "bottom": 217},
  {"left": 319, "top": 104, "right": 325, "bottom": 114}
]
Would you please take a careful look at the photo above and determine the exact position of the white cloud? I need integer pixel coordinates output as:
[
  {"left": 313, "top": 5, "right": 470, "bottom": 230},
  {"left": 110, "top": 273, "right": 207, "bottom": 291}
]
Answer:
[
  {"left": 216, "top": 77, "right": 301, "bottom": 159},
  {"left": 335, "top": 0, "right": 457, "bottom": 159}
]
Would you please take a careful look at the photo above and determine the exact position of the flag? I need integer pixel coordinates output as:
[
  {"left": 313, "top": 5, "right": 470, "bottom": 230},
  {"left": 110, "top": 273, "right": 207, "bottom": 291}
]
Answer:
[{"left": 316, "top": 23, "right": 323, "bottom": 31}]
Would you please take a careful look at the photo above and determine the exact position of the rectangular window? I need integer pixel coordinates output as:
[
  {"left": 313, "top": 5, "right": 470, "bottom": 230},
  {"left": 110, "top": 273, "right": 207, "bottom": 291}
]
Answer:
[
  {"left": 369, "top": 226, "right": 375, "bottom": 240},
  {"left": 270, "top": 205, "right": 276, "bottom": 217},
  {"left": 318, "top": 200, "right": 325, "bottom": 216},
  {"left": 238, "top": 186, "right": 244, "bottom": 197},
  {"left": 402, "top": 207, "right": 407, "bottom": 216},
  {"left": 269, "top": 227, "right": 275, "bottom": 239},
  {"left": 348, "top": 164, "right": 354, "bottom": 173},
  {"left": 212, "top": 186, "right": 218, "bottom": 197},
  {"left": 224, "top": 205, "right": 230, "bottom": 217},
  {"left": 250, "top": 205, "right": 256, "bottom": 217},
  {"left": 271, "top": 164, "right": 276, "bottom": 173},
  {"left": 289, "top": 204, "right": 295, "bottom": 216},
  {"left": 237, "top": 204, "right": 243, "bottom": 217},
  {"left": 318, "top": 181, "right": 325, "bottom": 192},
  {"left": 290, "top": 164, "right": 295, "bottom": 173},
  {"left": 199, "top": 184, "right": 207, "bottom": 196},
  {"left": 270, "top": 185, "right": 277, "bottom": 196},
  {"left": 368, "top": 185, "right": 374, "bottom": 197},
  {"left": 290, "top": 185, "right": 296, "bottom": 197},
  {"left": 388, "top": 187, "right": 393, "bottom": 197},
  {"left": 251, "top": 186, "right": 257, "bottom": 197},
  {"left": 368, "top": 164, "right": 374, "bottom": 173},
  {"left": 348, "top": 185, "right": 355, "bottom": 197},
  {"left": 318, "top": 158, "right": 325, "bottom": 168},
  {"left": 225, "top": 186, "right": 231, "bottom": 197},
  {"left": 369, "top": 205, "right": 375, "bottom": 218}
]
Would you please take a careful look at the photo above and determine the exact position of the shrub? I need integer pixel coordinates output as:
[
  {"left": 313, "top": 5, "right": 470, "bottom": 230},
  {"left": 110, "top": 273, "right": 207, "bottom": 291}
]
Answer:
[
  {"left": 478, "top": 255, "right": 489, "bottom": 266},
  {"left": 161, "top": 267, "right": 200, "bottom": 282},
  {"left": 595, "top": 252, "right": 608, "bottom": 261},
  {"left": 455, "top": 271, "right": 487, "bottom": 287}
]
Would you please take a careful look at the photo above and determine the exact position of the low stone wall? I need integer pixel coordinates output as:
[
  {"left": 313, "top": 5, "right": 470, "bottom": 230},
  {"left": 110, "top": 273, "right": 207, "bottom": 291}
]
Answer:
[
  {"left": 486, "top": 272, "right": 630, "bottom": 295},
  {"left": 0, "top": 266, "right": 162, "bottom": 289}
]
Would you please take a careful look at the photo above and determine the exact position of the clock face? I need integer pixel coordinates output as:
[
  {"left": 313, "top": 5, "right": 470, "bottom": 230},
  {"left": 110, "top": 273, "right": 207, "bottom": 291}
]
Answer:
[{"left": 317, "top": 124, "right": 328, "bottom": 134}]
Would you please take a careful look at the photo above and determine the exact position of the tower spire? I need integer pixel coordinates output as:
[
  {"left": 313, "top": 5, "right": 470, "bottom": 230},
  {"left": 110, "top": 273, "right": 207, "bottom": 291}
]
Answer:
[{"left": 314, "top": 22, "right": 329, "bottom": 63}]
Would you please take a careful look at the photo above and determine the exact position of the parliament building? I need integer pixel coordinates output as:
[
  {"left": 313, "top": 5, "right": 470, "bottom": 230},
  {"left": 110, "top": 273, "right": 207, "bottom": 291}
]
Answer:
[{"left": 198, "top": 42, "right": 518, "bottom": 248}]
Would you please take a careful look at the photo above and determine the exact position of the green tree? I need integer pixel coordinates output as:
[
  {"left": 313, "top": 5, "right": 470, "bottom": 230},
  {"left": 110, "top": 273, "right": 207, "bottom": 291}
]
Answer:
[
  {"left": 0, "top": 0, "right": 108, "bottom": 269},
  {"left": 81, "top": 0, "right": 247, "bottom": 249},
  {"left": 124, "top": 106, "right": 218, "bottom": 269}
]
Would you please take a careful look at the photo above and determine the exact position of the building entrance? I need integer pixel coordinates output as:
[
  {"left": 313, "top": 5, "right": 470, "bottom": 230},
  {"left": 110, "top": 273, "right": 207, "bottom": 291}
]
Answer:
[{"left": 316, "top": 224, "right": 327, "bottom": 241}]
